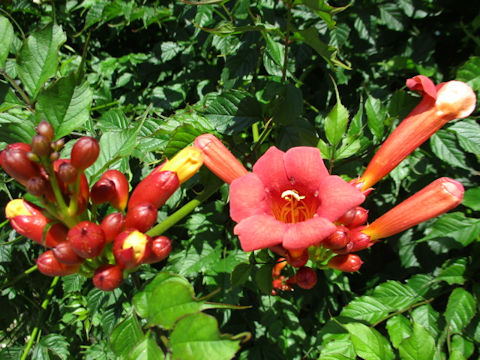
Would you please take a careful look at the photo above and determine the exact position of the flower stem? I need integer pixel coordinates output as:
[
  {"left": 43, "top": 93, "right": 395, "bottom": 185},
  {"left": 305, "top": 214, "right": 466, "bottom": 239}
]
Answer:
[
  {"left": 147, "top": 179, "right": 222, "bottom": 237},
  {"left": 0, "top": 264, "right": 38, "bottom": 291},
  {"left": 20, "top": 276, "right": 59, "bottom": 360}
]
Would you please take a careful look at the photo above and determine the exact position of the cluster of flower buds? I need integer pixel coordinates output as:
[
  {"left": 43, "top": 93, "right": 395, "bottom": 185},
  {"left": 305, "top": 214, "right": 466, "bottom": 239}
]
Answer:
[
  {"left": 193, "top": 75, "right": 476, "bottom": 291},
  {"left": 2, "top": 120, "right": 203, "bottom": 291},
  {"left": 270, "top": 258, "right": 318, "bottom": 295}
]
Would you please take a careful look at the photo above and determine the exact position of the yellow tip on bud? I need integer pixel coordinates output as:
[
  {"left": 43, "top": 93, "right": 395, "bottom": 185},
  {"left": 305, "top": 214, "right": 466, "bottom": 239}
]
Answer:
[
  {"left": 123, "top": 230, "right": 149, "bottom": 262},
  {"left": 161, "top": 146, "right": 204, "bottom": 184},
  {"left": 5, "top": 199, "right": 32, "bottom": 218}
]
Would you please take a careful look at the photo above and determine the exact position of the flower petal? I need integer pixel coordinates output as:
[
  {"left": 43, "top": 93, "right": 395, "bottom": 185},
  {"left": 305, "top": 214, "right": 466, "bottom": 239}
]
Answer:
[
  {"left": 234, "top": 215, "right": 286, "bottom": 251},
  {"left": 316, "top": 176, "right": 365, "bottom": 221},
  {"left": 252, "top": 147, "right": 290, "bottom": 193},
  {"left": 230, "top": 173, "right": 272, "bottom": 223},
  {"left": 406, "top": 75, "right": 437, "bottom": 100},
  {"left": 282, "top": 216, "right": 336, "bottom": 250},
  {"left": 284, "top": 147, "right": 328, "bottom": 193}
]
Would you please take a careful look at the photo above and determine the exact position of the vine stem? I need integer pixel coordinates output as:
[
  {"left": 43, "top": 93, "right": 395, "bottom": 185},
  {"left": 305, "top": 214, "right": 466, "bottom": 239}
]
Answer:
[
  {"left": 146, "top": 179, "right": 222, "bottom": 237},
  {"left": 0, "top": 70, "right": 32, "bottom": 108},
  {"left": 20, "top": 276, "right": 59, "bottom": 360},
  {"left": 0, "top": 264, "right": 38, "bottom": 291}
]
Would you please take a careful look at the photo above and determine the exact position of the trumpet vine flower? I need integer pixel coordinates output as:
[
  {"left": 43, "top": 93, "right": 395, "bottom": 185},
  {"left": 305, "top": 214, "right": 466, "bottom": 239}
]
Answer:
[
  {"left": 357, "top": 76, "right": 476, "bottom": 191},
  {"left": 230, "top": 146, "right": 365, "bottom": 251}
]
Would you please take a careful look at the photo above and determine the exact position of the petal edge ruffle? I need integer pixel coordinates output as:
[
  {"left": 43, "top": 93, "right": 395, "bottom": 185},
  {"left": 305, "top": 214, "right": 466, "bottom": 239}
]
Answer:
[{"left": 234, "top": 214, "right": 286, "bottom": 252}]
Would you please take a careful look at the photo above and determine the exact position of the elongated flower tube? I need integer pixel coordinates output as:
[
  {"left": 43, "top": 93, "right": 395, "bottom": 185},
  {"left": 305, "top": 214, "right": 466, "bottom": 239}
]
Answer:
[
  {"left": 362, "top": 177, "right": 464, "bottom": 241},
  {"left": 230, "top": 146, "right": 365, "bottom": 251},
  {"left": 160, "top": 146, "right": 204, "bottom": 184},
  {"left": 194, "top": 134, "right": 248, "bottom": 184},
  {"left": 357, "top": 76, "right": 476, "bottom": 191},
  {"left": 128, "top": 170, "right": 179, "bottom": 209},
  {"left": 5, "top": 199, "right": 68, "bottom": 247}
]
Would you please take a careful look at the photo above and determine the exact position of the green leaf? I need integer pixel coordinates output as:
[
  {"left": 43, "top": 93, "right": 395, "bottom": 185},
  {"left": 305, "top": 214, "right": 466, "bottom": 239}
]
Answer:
[
  {"left": 365, "top": 95, "right": 386, "bottom": 141},
  {"left": 344, "top": 323, "right": 394, "bottom": 360},
  {"left": 420, "top": 212, "right": 480, "bottom": 247},
  {"left": 436, "top": 258, "right": 467, "bottom": 285},
  {"left": 457, "top": 56, "right": 480, "bottom": 91},
  {"left": 379, "top": 4, "right": 404, "bottom": 31},
  {"left": 0, "top": 111, "right": 36, "bottom": 143},
  {"left": 373, "top": 281, "right": 421, "bottom": 310},
  {"left": 463, "top": 187, "right": 480, "bottom": 211},
  {"left": 451, "top": 334, "right": 474, "bottom": 359},
  {"left": 110, "top": 313, "right": 144, "bottom": 358},
  {"left": 231, "top": 262, "right": 253, "bottom": 287},
  {"left": 16, "top": 23, "right": 66, "bottom": 99},
  {"left": 411, "top": 304, "right": 441, "bottom": 339},
  {"left": 127, "top": 334, "right": 165, "bottom": 360},
  {"left": 449, "top": 120, "right": 480, "bottom": 154},
  {"left": 398, "top": 323, "right": 436, "bottom": 360},
  {"left": 62, "top": 273, "right": 87, "bottom": 293},
  {"left": 36, "top": 74, "right": 92, "bottom": 139},
  {"left": 32, "top": 334, "right": 70, "bottom": 360},
  {"left": 325, "top": 101, "right": 349, "bottom": 146},
  {"left": 386, "top": 314, "right": 412, "bottom": 348},
  {"left": 319, "top": 338, "right": 356, "bottom": 360},
  {"left": 169, "top": 312, "right": 241, "bottom": 360},
  {"left": 163, "top": 124, "right": 206, "bottom": 158},
  {"left": 202, "top": 90, "right": 263, "bottom": 135},
  {"left": 255, "top": 263, "right": 274, "bottom": 294},
  {"left": 0, "top": 16, "right": 14, "bottom": 69},
  {"left": 430, "top": 130, "right": 469, "bottom": 169},
  {"left": 270, "top": 84, "right": 303, "bottom": 125},
  {"left": 445, "top": 288, "right": 476, "bottom": 333},
  {"left": 340, "top": 296, "right": 391, "bottom": 324}
]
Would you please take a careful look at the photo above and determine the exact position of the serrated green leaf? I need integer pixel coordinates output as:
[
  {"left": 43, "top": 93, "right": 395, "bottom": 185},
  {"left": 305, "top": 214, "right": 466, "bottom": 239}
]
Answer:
[
  {"left": 365, "top": 95, "right": 386, "bottom": 141},
  {"left": 420, "top": 212, "right": 480, "bottom": 247},
  {"left": 169, "top": 312, "right": 241, "bottom": 360},
  {"left": 202, "top": 90, "right": 262, "bottom": 135},
  {"left": 373, "top": 281, "right": 421, "bottom": 310},
  {"left": 436, "top": 258, "right": 467, "bottom": 285},
  {"left": 398, "top": 323, "right": 435, "bottom": 360},
  {"left": 411, "top": 304, "right": 441, "bottom": 338},
  {"left": 379, "top": 3, "right": 404, "bottom": 31},
  {"left": 163, "top": 124, "right": 206, "bottom": 158},
  {"left": 0, "top": 16, "right": 14, "bottom": 69},
  {"left": 36, "top": 74, "right": 92, "bottom": 139},
  {"left": 345, "top": 323, "right": 394, "bottom": 360},
  {"left": 62, "top": 273, "right": 87, "bottom": 293},
  {"left": 463, "top": 187, "right": 480, "bottom": 211},
  {"left": 0, "top": 111, "right": 36, "bottom": 143},
  {"left": 457, "top": 56, "right": 480, "bottom": 91},
  {"left": 16, "top": 23, "right": 66, "bottom": 99},
  {"left": 386, "top": 314, "right": 412, "bottom": 348},
  {"left": 325, "top": 102, "right": 349, "bottom": 146},
  {"left": 445, "top": 288, "right": 476, "bottom": 333},
  {"left": 319, "top": 338, "right": 356, "bottom": 360},
  {"left": 430, "top": 130, "right": 469, "bottom": 169},
  {"left": 340, "top": 296, "right": 391, "bottom": 324},
  {"left": 110, "top": 313, "right": 144, "bottom": 358},
  {"left": 32, "top": 334, "right": 70, "bottom": 360},
  {"left": 127, "top": 334, "right": 165, "bottom": 360},
  {"left": 449, "top": 120, "right": 480, "bottom": 154}
]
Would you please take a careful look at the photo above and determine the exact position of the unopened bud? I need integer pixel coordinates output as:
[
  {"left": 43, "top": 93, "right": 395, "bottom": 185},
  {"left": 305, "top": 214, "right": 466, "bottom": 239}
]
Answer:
[
  {"left": 1, "top": 145, "right": 41, "bottom": 185},
  {"left": 295, "top": 267, "right": 317, "bottom": 289},
  {"left": 31, "top": 135, "right": 51, "bottom": 157},
  {"left": 100, "top": 170, "right": 129, "bottom": 211},
  {"left": 125, "top": 202, "right": 157, "bottom": 232},
  {"left": 37, "top": 250, "right": 80, "bottom": 276},
  {"left": 71, "top": 137, "right": 99, "bottom": 171},
  {"left": 36, "top": 120, "right": 54, "bottom": 141},
  {"left": 26, "top": 176, "right": 47, "bottom": 196},
  {"left": 160, "top": 146, "right": 203, "bottom": 184},
  {"left": 90, "top": 178, "right": 116, "bottom": 204},
  {"left": 286, "top": 248, "right": 309, "bottom": 268},
  {"left": 93, "top": 264, "right": 123, "bottom": 291},
  {"left": 328, "top": 254, "right": 363, "bottom": 272},
  {"left": 52, "top": 138, "right": 64, "bottom": 152},
  {"left": 338, "top": 207, "right": 368, "bottom": 228},
  {"left": 68, "top": 221, "right": 106, "bottom": 259},
  {"left": 113, "top": 229, "right": 151, "bottom": 269},
  {"left": 323, "top": 225, "right": 350, "bottom": 250},
  {"left": 144, "top": 236, "right": 172, "bottom": 264},
  {"left": 128, "top": 171, "right": 179, "bottom": 209},
  {"left": 57, "top": 162, "right": 78, "bottom": 184},
  {"left": 53, "top": 242, "right": 84, "bottom": 265},
  {"left": 49, "top": 151, "right": 60, "bottom": 161},
  {"left": 100, "top": 212, "right": 126, "bottom": 243}
]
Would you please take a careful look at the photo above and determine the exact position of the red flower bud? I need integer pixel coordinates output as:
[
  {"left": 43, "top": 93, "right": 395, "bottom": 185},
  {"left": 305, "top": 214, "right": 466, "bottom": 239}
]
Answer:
[
  {"left": 71, "top": 137, "right": 99, "bottom": 171},
  {"left": 295, "top": 267, "right": 317, "bottom": 289},
  {"left": 6, "top": 199, "right": 67, "bottom": 247},
  {"left": 113, "top": 229, "right": 151, "bottom": 269},
  {"left": 143, "top": 236, "right": 172, "bottom": 264},
  {"left": 128, "top": 171, "right": 179, "bottom": 209},
  {"left": 0, "top": 144, "right": 42, "bottom": 185},
  {"left": 90, "top": 178, "right": 115, "bottom": 204},
  {"left": 100, "top": 170, "right": 129, "bottom": 211},
  {"left": 57, "top": 162, "right": 78, "bottom": 184},
  {"left": 37, "top": 250, "right": 80, "bottom": 276},
  {"left": 100, "top": 212, "right": 126, "bottom": 243},
  {"left": 349, "top": 229, "right": 373, "bottom": 252},
  {"left": 68, "top": 221, "right": 106, "bottom": 259},
  {"left": 125, "top": 202, "right": 157, "bottom": 233},
  {"left": 323, "top": 225, "right": 350, "bottom": 250},
  {"left": 286, "top": 248, "right": 309, "bottom": 268},
  {"left": 26, "top": 176, "right": 48, "bottom": 196},
  {"left": 338, "top": 207, "right": 368, "bottom": 228},
  {"left": 36, "top": 120, "right": 54, "bottom": 142},
  {"left": 93, "top": 264, "right": 123, "bottom": 291},
  {"left": 53, "top": 159, "right": 89, "bottom": 214},
  {"left": 328, "top": 254, "right": 363, "bottom": 272},
  {"left": 31, "top": 135, "right": 51, "bottom": 157},
  {"left": 52, "top": 242, "right": 84, "bottom": 265},
  {"left": 272, "top": 258, "right": 287, "bottom": 277}
]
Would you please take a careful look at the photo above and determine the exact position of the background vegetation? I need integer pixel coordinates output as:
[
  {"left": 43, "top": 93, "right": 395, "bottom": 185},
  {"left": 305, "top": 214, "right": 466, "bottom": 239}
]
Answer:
[{"left": 0, "top": 0, "right": 479, "bottom": 359}]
